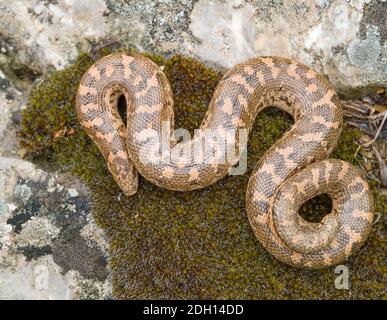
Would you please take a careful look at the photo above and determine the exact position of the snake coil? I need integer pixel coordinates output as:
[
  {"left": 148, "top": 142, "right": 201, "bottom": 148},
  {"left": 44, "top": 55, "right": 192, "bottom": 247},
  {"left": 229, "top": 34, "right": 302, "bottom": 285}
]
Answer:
[{"left": 76, "top": 53, "right": 374, "bottom": 268}]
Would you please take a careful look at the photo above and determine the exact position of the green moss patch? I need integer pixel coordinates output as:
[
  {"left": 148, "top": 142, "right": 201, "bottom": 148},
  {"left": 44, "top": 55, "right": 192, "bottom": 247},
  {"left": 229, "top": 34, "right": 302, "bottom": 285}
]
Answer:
[{"left": 19, "top": 51, "right": 386, "bottom": 299}]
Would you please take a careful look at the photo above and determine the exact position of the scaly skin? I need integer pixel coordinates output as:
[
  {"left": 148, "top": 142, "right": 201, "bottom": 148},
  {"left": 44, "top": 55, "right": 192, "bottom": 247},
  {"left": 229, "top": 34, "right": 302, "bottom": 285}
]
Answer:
[{"left": 76, "top": 53, "right": 374, "bottom": 268}]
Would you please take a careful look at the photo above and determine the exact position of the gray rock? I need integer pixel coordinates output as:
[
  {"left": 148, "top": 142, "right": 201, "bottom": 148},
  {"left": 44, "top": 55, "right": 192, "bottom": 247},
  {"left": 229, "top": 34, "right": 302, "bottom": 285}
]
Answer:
[
  {"left": 0, "top": 0, "right": 109, "bottom": 72},
  {"left": 0, "top": 157, "right": 111, "bottom": 300},
  {"left": 189, "top": 0, "right": 386, "bottom": 92},
  {"left": 0, "top": 69, "right": 22, "bottom": 157},
  {"left": 0, "top": 0, "right": 385, "bottom": 92},
  {"left": 0, "top": 52, "right": 112, "bottom": 300}
]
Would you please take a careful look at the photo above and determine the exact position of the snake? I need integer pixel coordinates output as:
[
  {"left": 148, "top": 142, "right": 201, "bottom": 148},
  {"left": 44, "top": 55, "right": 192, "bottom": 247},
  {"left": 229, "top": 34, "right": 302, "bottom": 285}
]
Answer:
[{"left": 76, "top": 53, "right": 374, "bottom": 269}]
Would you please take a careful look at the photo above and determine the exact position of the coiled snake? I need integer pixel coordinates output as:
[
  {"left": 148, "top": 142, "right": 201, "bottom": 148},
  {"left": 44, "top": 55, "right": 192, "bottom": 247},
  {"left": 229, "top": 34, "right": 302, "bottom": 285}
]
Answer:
[{"left": 76, "top": 53, "right": 374, "bottom": 269}]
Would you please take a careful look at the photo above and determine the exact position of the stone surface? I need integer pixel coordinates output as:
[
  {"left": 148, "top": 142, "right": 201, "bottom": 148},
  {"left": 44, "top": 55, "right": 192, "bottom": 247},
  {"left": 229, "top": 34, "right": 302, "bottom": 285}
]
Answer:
[
  {"left": 0, "top": 36, "right": 112, "bottom": 299},
  {"left": 0, "top": 69, "right": 22, "bottom": 157},
  {"left": 189, "top": 0, "right": 386, "bottom": 92},
  {"left": 0, "top": 0, "right": 109, "bottom": 72},
  {"left": 0, "top": 0, "right": 385, "bottom": 92},
  {"left": 0, "top": 156, "right": 111, "bottom": 299}
]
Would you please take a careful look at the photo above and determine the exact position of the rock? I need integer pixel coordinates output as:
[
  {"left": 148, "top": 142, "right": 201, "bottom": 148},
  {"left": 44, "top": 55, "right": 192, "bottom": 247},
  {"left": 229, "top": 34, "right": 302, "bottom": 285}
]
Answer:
[
  {"left": 189, "top": 0, "right": 387, "bottom": 93},
  {"left": 0, "top": 0, "right": 385, "bottom": 92},
  {"left": 105, "top": 0, "right": 196, "bottom": 55},
  {"left": 0, "top": 157, "right": 111, "bottom": 299},
  {"left": 0, "top": 69, "right": 22, "bottom": 157},
  {"left": 0, "top": 0, "right": 109, "bottom": 73},
  {"left": 0, "top": 50, "right": 112, "bottom": 299}
]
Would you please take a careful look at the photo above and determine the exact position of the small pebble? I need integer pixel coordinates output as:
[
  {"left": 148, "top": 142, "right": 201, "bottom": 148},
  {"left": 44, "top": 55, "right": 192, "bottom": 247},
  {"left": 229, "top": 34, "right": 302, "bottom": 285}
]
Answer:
[
  {"left": 68, "top": 188, "right": 78, "bottom": 197},
  {"left": 8, "top": 203, "right": 17, "bottom": 211}
]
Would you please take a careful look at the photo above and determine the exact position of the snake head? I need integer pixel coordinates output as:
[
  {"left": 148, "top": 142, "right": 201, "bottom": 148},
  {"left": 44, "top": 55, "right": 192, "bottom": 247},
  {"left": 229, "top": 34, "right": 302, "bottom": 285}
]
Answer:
[{"left": 107, "top": 160, "right": 139, "bottom": 196}]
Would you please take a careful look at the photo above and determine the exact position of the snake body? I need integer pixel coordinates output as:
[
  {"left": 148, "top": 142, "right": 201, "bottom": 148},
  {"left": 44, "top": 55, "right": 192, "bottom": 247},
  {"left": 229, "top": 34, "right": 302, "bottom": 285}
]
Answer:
[{"left": 76, "top": 53, "right": 374, "bottom": 268}]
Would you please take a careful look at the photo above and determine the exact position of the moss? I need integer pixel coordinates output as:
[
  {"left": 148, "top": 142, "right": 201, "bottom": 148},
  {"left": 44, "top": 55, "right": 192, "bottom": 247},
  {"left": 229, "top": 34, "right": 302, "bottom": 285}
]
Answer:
[
  {"left": 19, "top": 53, "right": 94, "bottom": 159},
  {"left": 19, "top": 50, "right": 386, "bottom": 299}
]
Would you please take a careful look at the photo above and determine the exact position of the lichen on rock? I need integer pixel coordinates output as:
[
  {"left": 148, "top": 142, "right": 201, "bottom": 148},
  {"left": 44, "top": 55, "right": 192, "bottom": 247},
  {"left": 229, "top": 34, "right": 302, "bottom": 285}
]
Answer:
[
  {"left": 1, "top": 0, "right": 385, "bottom": 93},
  {"left": 0, "top": 156, "right": 111, "bottom": 299},
  {"left": 189, "top": 0, "right": 387, "bottom": 93}
]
